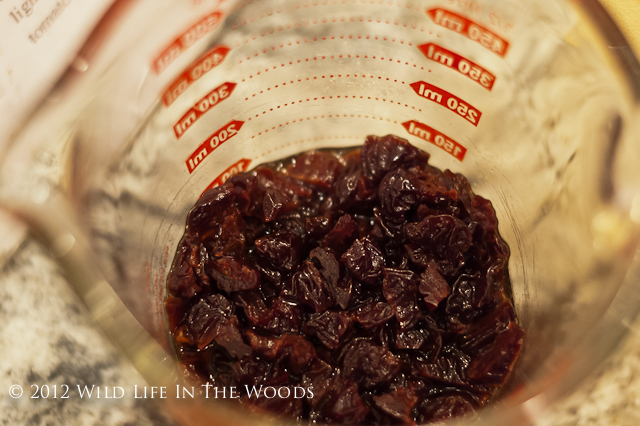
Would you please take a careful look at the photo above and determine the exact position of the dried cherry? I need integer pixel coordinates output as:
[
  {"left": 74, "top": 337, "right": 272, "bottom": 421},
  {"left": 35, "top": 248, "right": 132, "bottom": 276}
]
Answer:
[{"left": 166, "top": 135, "right": 524, "bottom": 424}]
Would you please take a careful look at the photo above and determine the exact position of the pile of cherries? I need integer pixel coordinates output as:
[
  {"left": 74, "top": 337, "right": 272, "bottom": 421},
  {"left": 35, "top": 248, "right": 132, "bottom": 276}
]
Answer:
[{"left": 165, "top": 135, "right": 524, "bottom": 425}]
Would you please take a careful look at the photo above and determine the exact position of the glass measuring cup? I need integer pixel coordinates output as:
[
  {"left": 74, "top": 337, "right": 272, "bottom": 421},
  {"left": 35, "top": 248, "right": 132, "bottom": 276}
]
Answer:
[{"left": 2, "top": 0, "right": 640, "bottom": 424}]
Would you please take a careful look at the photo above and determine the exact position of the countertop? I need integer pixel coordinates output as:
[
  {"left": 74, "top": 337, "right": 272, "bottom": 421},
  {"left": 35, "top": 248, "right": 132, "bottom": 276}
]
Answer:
[{"left": 0, "top": 241, "right": 178, "bottom": 426}]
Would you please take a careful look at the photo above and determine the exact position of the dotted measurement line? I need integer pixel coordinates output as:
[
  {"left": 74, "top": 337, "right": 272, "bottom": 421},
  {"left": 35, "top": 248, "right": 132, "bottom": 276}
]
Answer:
[
  {"left": 256, "top": 135, "right": 364, "bottom": 159},
  {"left": 238, "top": 53, "right": 428, "bottom": 73},
  {"left": 234, "top": 0, "right": 424, "bottom": 28},
  {"left": 235, "top": 33, "right": 416, "bottom": 50},
  {"left": 234, "top": 20, "right": 439, "bottom": 55},
  {"left": 249, "top": 114, "right": 399, "bottom": 139},
  {"left": 235, "top": 31, "right": 443, "bottom": 65},
  {"left": 242, "top": 74, "right": 407, "bottom": 98},
  {"left": 244, "top": 96, "right": 422, "bottom": 123}
]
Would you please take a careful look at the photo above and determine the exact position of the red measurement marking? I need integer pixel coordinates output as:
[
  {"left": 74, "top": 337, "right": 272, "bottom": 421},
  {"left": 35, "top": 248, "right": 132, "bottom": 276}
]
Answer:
[
  {"left": 402, "top": 120, "right": 466, "bottom": 161},
  {"left": 202, "top": 158, "right": 252, "bottom": 194},
  {"left": 186, "top": 120, "right": 244, "bottom": 173},
  {"left": 427, "top": 8, "right": 509, "bottom": 57},
  {"left": 418, "top": 43, "right": 495, "bottom": 90},
  {"left": 162, "top": 45, "right": 230, "bottom": 106},
  {"left": 174, "top": 82, "right": 237, "bottom": 138},
  {"left": 409, "top": 81, "right": 482, "bottom": 126},
  {"left": 153, "top": 11, "right": 224, "bottom": 75}
]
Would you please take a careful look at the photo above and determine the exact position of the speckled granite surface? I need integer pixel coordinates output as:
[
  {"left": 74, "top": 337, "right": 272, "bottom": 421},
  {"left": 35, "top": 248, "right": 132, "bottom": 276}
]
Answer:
[
  {"left": 0, "top": 240, "right": 178, "bottom": 426},
  {"left": 535, "top": 328, "right": 640, "bottom": 426},
  {"left": 3, "top": 239, "right": 640, "bottom": 425}
]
